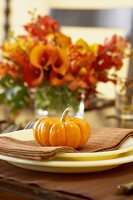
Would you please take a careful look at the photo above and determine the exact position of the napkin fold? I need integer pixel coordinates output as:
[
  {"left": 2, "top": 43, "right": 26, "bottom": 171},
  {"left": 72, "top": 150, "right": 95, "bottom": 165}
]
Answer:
[
  {"left": 0, "top": 127, "right": 133, "bottom": 160},
  {"left": 0, "top": 137, "right": 76, "bottom": 160},
  {"left": 81, "top": 127, "right": 133, "bottom": 152}
]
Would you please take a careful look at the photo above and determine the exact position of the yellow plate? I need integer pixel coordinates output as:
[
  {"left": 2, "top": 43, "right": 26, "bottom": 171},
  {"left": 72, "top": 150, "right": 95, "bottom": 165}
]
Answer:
[
  {"left": 0, "top": 151, "right": 133, "bottom": 173},
  {"left": 1, "top": 129, "right": 133, "bottom": 161},
  {"left": 0, "top": 129, "right": 133, "bottom": 173}
]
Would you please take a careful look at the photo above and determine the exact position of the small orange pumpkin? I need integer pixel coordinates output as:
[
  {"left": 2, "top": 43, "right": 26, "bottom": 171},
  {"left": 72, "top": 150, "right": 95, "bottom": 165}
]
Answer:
[{"left": 33, "top": 107, "right": 90, "bottom": 148}]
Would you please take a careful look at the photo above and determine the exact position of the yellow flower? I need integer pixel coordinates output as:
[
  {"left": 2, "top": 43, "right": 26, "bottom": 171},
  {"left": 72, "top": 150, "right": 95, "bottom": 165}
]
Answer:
[
  {"left": 76, "top": 39, "right": 90, "bottom": 54},
  {"left": 2, "top": 40, "right": 18, "bottom": 57},
  {"left": 91, "top": 43, "right": 99, "bottom": 54},
  {"left": 79, "top": 67, "right": 87, "bottom": 75},
  {"left": 16, "top": 36, "right": 36, "bottom": 54}
]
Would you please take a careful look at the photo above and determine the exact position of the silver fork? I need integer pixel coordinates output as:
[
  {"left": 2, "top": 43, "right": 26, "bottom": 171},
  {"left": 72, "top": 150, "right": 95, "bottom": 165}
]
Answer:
[
  {"left": 23, "top": 121, "right": 34, "bottom": 129},
  {"left": 1, "top": 124, "right": 20, "bottom": 134},
  {"left": 1, "top": 120, "right": 34, "bottom": 134}
]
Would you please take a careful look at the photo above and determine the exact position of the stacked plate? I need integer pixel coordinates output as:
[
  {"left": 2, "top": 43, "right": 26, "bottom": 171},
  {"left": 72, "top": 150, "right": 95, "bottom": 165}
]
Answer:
[{"left": 0, "top": 130, "right": 133, "bottom": 173}]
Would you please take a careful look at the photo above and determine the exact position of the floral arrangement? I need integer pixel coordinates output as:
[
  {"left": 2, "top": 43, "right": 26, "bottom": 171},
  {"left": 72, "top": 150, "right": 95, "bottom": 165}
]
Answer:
[{"left": 0, "top": 13, "right": 130, "bottom": 113}]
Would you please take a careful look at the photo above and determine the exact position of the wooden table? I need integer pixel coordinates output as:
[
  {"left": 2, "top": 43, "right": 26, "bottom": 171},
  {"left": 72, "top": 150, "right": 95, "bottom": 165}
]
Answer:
[
  {"left": 84, "top": 106, "right": 133, "bottom": 129},
  {"left": 0, "top": 106, "right": 133, "bottom": 200}
]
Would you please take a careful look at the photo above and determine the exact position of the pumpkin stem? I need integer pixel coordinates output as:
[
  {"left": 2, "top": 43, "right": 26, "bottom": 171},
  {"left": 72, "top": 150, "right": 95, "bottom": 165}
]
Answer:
[{"left": 60, "top": 107, "right": 71, "bottom": 122}]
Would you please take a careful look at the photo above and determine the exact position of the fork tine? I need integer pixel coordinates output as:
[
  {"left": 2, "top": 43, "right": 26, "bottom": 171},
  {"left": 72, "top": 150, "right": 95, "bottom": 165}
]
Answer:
[
  {"left": 1, "top": 120, "right": 34, "bottom": 134},
  {"left": 1, "top": 124, "right": 19, "bottom": 134},
  {"left": 24, "top": 121, "right": 34, "bottom": 129}
]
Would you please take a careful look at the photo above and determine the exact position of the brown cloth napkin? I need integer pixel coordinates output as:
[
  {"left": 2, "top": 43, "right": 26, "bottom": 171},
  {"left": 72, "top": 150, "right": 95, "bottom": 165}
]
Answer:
[{"left": 0, "top": 127, "right": 133, "bottom": 160}]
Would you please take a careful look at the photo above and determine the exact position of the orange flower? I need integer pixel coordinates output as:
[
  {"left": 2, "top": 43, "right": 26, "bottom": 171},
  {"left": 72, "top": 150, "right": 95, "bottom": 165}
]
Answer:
[
  {"left": 0, "top": 62, "right": 18, "bottom": 78},
  {"left": 22, "top": 64, "right": 44, "bottom": 87},
  {"left": 70, "top": 46, "right": 96, "bottom": 73},
  {"left": 24, "top": 15, "right": 59, "bottom": 40},
  {"left": 30, "top": 44, "right": 53, "bottom": 69},
  {"left": 0, "top": 62, "right": 8, "bottom": 77},
  {"left": 87, "top": 68, "right": 98, "bottom": 84},
  {"left": 50, "top": 71, "right": 66, "bottom": 86},
  {"left": 52, "top": 46, "right": 69, "bottom": 75},
  {"left": 55, "top": 32, "right": 72, "bottom": 49},
  {"left": 75, "top": 68, "right": 98, "bottom": 86},
  {"left": 30, "top": 44, "right": 69, "bottom": 75},
  {"left": 69, "top": 79, "right": 88, "bottom": 91},
  {"left": 50, "top": 71, "right": 75, "bottom": 86},
  {"left": 79, "top": 67, "right": 87, "bottom": 75}
]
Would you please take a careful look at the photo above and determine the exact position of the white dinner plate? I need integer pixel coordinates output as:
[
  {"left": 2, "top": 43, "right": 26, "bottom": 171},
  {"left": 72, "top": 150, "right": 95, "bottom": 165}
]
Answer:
[
  {"left": 0, "top": 151, "right": 133, "bottom": 173},
  {"left": 1, "top": 129, "right": 133, "bottom": 161}
]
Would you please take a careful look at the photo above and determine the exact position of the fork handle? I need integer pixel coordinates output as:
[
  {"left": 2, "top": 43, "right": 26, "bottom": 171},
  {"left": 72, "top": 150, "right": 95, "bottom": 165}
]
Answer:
[{"left": 117, "top": 181, "right": 133, "bottom": 195}]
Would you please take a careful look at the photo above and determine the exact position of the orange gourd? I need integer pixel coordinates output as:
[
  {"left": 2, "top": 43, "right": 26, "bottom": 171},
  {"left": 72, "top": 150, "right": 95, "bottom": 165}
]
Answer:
[{"left": 33, "top": 107, "right": 90, "bottom": 148}]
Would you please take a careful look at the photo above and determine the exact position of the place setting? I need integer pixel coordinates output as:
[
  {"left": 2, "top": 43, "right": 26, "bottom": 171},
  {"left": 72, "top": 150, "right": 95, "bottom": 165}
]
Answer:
[
  {"left": 0, "top": 107, "right": 133, "bottom": 173},
  {"left": 0, "top": 2, "right": 133, "bottom": 200},
  {"left": 0, "top": 12, "right": 132, "bottom": 175}
]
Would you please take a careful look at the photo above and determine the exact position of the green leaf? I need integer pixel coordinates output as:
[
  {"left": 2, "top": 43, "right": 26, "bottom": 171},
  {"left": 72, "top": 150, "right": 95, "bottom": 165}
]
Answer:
[{"left": 0, "top": 75, "right": 30, "bottom": 112}]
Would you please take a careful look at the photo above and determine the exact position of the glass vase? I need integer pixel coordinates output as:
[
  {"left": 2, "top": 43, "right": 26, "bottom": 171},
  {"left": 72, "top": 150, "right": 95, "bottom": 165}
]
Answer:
[{"left": 34, "top": 86, "right": 85, "bottom": 119}]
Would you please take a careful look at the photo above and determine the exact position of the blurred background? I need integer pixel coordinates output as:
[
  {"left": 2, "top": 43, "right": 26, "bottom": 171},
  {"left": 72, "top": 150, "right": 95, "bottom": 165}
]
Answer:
[{"left": 0, "top": 0, "right": 133, "bottom": 99}]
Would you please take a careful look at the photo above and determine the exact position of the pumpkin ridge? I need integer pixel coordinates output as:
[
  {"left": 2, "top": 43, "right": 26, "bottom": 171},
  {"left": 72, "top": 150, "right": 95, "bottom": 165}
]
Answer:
[
  {"left": 39, "top": 120, "right": 46, "bottom": 144},
  {"left": 48, "top": 120, "right": 59, "bottom": 146},
  {"left": 40, "top": 119, "right": 51, "bottom": 146},
  {"left": 33, "top": 118, "right": 44, "bottom": 145},
  {"left": 65, "top": 122, "right": 81, "bottom": 148},
  {"left": 50, "top": 121, "right": 66, "bottom": 146},
  {"left": 76, "top": 123, "right": 82, "bottom": 148},
  {"left": 75, "top": 124, "right": 82, "bottom": 148},
  {"left": 64, "top": 122, "right": 67, "bottom": 146},
  {"left": 62, "top": 122, "right": 67, "bottom": 146}
]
